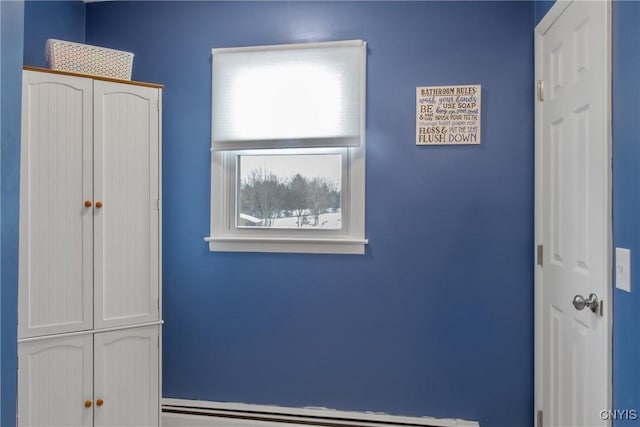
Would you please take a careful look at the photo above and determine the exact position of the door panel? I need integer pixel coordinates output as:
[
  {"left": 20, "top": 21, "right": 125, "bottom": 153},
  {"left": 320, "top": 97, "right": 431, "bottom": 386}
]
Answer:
[
  {"left": 539, "top": 1, "right": 609, "bottom": 426},
  {"left": 18, "top": 335, "right": 93, "bottom": 427},
  {"left": 94, "top": 326, "right": 159, "bottom": 427},
  {"left": 94, "top": 81, "right": 160, "bottom": 329},
  {"left": 18, "top": 71, "right": 94, "bottom": 338}
]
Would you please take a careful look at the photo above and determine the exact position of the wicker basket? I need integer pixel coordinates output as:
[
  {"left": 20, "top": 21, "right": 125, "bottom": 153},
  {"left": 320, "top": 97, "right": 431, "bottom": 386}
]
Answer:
[{"left": 45, "top": 39, "right": 134, "bottom": 80}]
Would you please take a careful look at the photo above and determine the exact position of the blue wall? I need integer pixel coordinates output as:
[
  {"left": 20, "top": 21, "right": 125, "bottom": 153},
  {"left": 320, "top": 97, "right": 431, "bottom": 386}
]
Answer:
[
  {"left": 82, "top": 2, "right": 535, "bottom": 426},
  {"left": 533, "top": 1, "right": 555, "bottom": 26},
  {"left": 1, "top": 1, "right": 24, "bottom": 425},
  {"left": 23, "top": 0, "right": 85, "bottom": 68},
  {"left": 612, "top": 0, "right": 640, "bottom": 424}
]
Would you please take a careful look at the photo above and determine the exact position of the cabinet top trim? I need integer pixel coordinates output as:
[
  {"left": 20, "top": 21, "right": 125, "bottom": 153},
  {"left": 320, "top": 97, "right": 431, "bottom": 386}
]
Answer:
[{"left": 23, "top": 65, "right": 164, "bottom": 89}]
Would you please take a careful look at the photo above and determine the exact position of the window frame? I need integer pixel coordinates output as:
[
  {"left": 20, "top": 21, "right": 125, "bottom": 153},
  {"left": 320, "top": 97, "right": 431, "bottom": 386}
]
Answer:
[
  {"left": 206, "top": 40, "right": 367, "bottom": 254},
  {"left": 208, "top": 145, "right": 366, "bottom": 254}
]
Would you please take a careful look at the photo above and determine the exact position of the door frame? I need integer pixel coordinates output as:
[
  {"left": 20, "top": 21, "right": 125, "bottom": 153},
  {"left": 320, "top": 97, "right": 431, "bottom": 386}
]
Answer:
[{"left": 534, "top": 1, "right": 613, "bottom": 425}]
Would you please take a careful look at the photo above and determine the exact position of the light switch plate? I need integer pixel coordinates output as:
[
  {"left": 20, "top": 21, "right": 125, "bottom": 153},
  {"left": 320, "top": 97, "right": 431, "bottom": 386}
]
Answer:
[{"left": 615, "top": 248, "right": 631, "bottom": 292}]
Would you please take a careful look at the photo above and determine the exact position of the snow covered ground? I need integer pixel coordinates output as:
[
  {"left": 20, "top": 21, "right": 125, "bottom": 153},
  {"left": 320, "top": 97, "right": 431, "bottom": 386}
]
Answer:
[
  {"left": 238, "top": 211, "right": 341, "bottom": 229},
  {"left": 268, "top": 212, "right": 342, "bottom": 229}
]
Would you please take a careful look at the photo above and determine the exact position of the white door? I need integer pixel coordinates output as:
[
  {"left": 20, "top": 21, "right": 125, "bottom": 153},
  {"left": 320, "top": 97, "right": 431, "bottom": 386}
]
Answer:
[
  {"left": 18, "top": 335, "right": 94, "bottom": 427},
  {"left": 93, "top": 81, "right": 160, "bottom": 329},
  {"left": 536, "top": 1, "right": 610, "bottom": 426},
  {"left": 19, "top": 71, "right": 94, "bottom": 338},
  {"left": 94, "top": 326, "right": 160, "bottom": 427}
]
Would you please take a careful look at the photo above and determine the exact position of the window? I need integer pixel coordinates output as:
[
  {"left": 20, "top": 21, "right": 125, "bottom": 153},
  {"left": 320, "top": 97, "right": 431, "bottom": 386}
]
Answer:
[
  {"left": 207, "top": 40, "right": 367, "bottom": 254},
  {"left": 238, "top": 153, "right": 342, "bottom": 229}
]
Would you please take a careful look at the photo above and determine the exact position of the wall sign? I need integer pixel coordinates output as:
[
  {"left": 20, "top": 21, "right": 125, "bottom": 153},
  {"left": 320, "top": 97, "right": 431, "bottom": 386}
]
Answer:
[{"left": 416, "top": 84, "right": 481, "bottom": 145}]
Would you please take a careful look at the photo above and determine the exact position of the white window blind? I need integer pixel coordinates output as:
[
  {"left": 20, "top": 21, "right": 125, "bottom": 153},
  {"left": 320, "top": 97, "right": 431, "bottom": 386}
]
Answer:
[{"left": 211, "top": 40, "right": 366, "bottom": 151}]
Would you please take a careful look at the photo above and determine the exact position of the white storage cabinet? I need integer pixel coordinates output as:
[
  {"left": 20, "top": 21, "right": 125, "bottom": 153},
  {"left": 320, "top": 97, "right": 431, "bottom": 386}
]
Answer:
[{"left": 17, "top": 67, "right": 162, "bottom": 427}]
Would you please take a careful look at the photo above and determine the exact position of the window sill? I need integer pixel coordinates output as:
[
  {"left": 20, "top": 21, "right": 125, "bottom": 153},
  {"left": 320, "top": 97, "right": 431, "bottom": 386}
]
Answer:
[{"left": 204, "top": 236, "right": 368, "bottom": 255}]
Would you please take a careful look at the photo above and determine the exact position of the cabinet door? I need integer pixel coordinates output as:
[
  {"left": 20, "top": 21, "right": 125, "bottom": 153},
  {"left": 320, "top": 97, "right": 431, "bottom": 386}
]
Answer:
[
  {"left": 93, "top": 81, "right": 160, "bottom": 329},
  {"left": 94, "top": 326, "right": 160, "bottom": 427},
  {"left": 18, "top": 335, "right": 93, "bottom": 427},
  {"left": 19, "top": 71, "right": 94, "bottom": 338}
]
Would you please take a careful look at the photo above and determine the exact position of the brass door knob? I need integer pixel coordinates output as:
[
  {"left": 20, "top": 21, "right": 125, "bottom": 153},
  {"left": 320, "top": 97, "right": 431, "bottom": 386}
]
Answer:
[
  {"left": 84, "top": 200, "right": 92, "bottom": 208},
  {"left": 95, "top": 201, "right": 103, "bottom": 208},
  {"left": 96, "top": 399, "right": 104, "bottom": 406},
  {"left": 84, "top": 400, "right": 92, "bottom": 408}
]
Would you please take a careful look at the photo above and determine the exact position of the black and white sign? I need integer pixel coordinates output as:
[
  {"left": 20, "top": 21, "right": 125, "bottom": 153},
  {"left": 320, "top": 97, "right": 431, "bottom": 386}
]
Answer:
[{"left": 416, "top": 85, "right": 481, "bottom": 145}]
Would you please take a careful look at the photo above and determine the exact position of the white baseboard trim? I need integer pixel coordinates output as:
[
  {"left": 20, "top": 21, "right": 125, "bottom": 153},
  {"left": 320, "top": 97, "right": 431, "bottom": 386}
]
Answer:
[{"left": 162, "top": 398, "right": 480, "bottom": 427}]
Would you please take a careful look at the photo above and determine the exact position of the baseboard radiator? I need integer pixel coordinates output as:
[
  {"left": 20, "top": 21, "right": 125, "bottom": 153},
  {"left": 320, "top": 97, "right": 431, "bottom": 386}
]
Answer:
[{"left": 162, "top": 399, "right": 479, "bottom": 427}]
